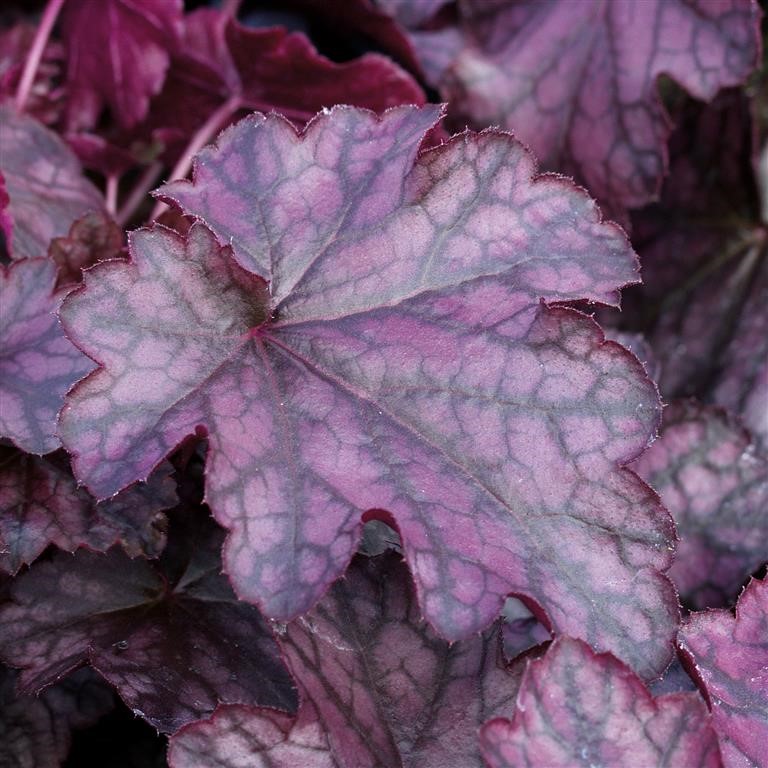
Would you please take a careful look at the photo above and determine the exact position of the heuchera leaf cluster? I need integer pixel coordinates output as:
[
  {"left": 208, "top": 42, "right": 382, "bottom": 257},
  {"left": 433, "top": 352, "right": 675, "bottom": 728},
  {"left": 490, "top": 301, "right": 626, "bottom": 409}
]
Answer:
[{"left": 0, "top": 1, "right": 765, "bottom": 765}]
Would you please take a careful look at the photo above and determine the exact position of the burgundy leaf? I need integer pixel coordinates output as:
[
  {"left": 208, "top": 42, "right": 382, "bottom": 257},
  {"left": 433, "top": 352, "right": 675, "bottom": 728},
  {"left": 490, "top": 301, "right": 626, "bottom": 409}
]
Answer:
[
  {"left": 678, "top": 578, "right": 768, "bottom": 768},
  {"left": 0, "top": 448, "right": 175, "bottom": 574},
  {"left": 278, "top": 553, "right": 522, "bottom": 768},
  {"left": 169, "top": 702, "right": 337, "bottom": 768},
  {"left": 479, "top": 637, "right": 721, "bottom": 768},
  {"left": 48, "top": 210, "right": 125, "bottom": 289},
  {"left": 0, "top": 106, "right": 104, "bottom": 259},
  {"left": 0, "top": 512, "right": 297, "bottom": 733},
  {"left": 60, "top": 0, "right": 183, "bottom": 131},
  {"left": 0, "top": 665, "right": 114, "bottom": 768},
  {"left": 0, "top": 258, "right": 94, "bottom": 454},
  {"left": 62, "top": 106, "right": 677, "bottom": 678},
  {"left": 631, "top": 400, "right": 768, "bottom": 609},
  {"left": 397, "top": 0, "right": 761, "bottom": 217}
]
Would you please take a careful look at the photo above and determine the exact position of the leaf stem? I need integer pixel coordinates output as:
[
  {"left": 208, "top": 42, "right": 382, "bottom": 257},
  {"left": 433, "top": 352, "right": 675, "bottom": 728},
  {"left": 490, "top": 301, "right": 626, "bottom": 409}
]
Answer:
[
  {"left": 150, "top": 95, "right": 241, "bottom": 220},
  {"left": 15, "top": 0, "right": 66, "bottom": 113},
  {"left": 115, "top": 161, "right": 163, "bottom": 228},
  {"left": 105, "top": 174, "right": 118, "bottom": 216}
]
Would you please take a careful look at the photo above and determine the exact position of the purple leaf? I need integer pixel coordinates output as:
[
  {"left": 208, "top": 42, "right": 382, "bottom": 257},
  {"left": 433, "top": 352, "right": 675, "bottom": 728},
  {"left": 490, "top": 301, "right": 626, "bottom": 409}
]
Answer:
[
  {"left": 479, "top": 637, "right": 721, "bottom": 768},
  {"left": 396, "top": 0, "right": 761, "bottom": 217},
  {"left": 678, "top": 578, "right": 768, "bottom": 768},
  {"left": 279, "top": 553, "right": 522, "bottom": 768},
  {"left": 0, "top": 448, "right": 176, "bottom": 574},
  {"left": 0, "top": 106, "right": 104, "bottom": 259},
  {"left": 62, "top": 106, "right": 677, "bottom": 678},
  {"left": 0, "top": 258, "right": 94, "bottom": 454},
  {"left": 501, "top": 598, "right": 550, "bottom": 663},
  {"left": 0, "top": 511, "right": 297, "bottom": 733},
  {"left": 169, "top": 702, "right": 337, "bottom": 768},
  {"left": 631, "top": 400, "right": 768, "bottom": 609},
  {"left": 60, "top": 0, "right": 183, "bottom": 131},
  {"left": 0, "top": 665, "right": 114, "bottom": 768}
]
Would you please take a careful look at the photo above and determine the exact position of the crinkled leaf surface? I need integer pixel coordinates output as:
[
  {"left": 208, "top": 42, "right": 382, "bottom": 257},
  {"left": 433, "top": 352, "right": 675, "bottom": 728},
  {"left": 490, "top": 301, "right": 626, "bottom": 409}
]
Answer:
[
  {"left": 631, "top": 401, "right": 768, "bottom": 609},
  {"left": 0, "top": 665, "right": 114, "bottom": 768},
  {"left": 63, "top": 105, "right": 677, "bottom": 677},
  {"left": 0, "top": 258, "right": 94, "bottom": 454},
  {"left": 0, "top": 511, "right": 297, "bottom": 733},
  {"left": 169, "top": 702, "right": 336, "bottom": 768},
  {"left": 48, "top": 210, "right": 125, "bottom": 289},
  {"left": 678, "top": 578, "right": 768, "bottom": 768},
  {"left": 479, "top": 637, "right": 721, "bottom": 768},
  {"left": 60, "top": 0, "right": 183, "bottom": 131},
  {"left": 0, "top": 448, "right": 175, "bottom": 574},
  {"left": 278, "top": 553, "right": 522, "bottom": 768},
  {"left": 0, "top": 107, "right": 104, "bottom": 259},
  {"left": 400, "top": 0, "right": 761, "bottom": 217}
]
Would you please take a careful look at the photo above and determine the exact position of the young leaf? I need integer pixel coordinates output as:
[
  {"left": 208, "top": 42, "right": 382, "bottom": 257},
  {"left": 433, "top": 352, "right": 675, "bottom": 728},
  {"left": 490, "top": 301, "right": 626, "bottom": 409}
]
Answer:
[
  {"left": 0, "top": 448, "right": 175, "bottom": 574},
  {"left": 392, "top": 0, "right": 761, "bottom": 217},
  {"left": 169, "top": 702, "right": 337, "bottom": 768},
  {"left": 0, "top": 107, "right": 104, "bottom": 259},
  {"left": 678, "top": 578, "right": 768, "bottom": 768},
  {"left": 62, "top": 106, "right": 677, "bottom": 678},
  {"left": 60, "top": 0, "right": 183, "bottom": 131},
  {"left": 631, "top": 401, "right": 768, "bottom": 609},
  {"left": 0, "top": 258, "right": 94, "bottom": 454},
  {"left": 479, "top": 637, "right": 721, "bottom": 768},
  {"left": 0, "top": 512, "right": 297, "bottom": 733},
  {"left": 278, "top": 553, "right": 522, "bottom": 768}
]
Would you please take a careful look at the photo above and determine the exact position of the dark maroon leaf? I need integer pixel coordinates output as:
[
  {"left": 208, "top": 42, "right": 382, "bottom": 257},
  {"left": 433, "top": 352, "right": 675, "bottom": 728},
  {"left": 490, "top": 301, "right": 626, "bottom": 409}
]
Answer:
[
  {"left": 60, "top": 0, "right": 183, "bottom": 131},
  {"left": 678, "top": 578, "right": 768, "bottom": 768},
  {"left": 278, "top": 553, "right": 522, "bottom": 768},
  {"left": 631, "top": 400, "right": 768, "bottom": 609},
  {"left": 0, "top": 106, "right": 104, "bottom": 259},
  {"left": 0, "top": 665, "right": 114, "bottom": 768},
  {"left": 0, "top": 258, "right": 94, "bottom": 454},
  {"left": 169, "top": 702, "right": 337, "bottom": 768},
  {"left": 391, "top": 0, "right": 761, "bottom": 218},
  {"left": 0, "top": 512, "right": 297, "bottom": 733},
  {"left": 0, "top": 448, "right": 175, "bottom": 574},
  {"left": 61, "top": 106, "right": 678, "bottom": 678},
  {"left": 48, "top": 210, "right": 125, "bottom": 288},
  {"left": 479, "top": 636, "right": 721, "bottom": 768}
]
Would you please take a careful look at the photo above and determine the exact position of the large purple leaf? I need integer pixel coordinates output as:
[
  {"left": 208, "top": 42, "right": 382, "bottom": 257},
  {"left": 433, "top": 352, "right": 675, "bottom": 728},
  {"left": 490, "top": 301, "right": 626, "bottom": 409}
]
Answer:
[
  {"left": 631, "top": 400, "right": 768, "bottom": 609},
  {"left": 0, "top": 448, "right": 176, "bottom": 574},
  {"left": 395, "top": 0, "right": 761, "bottom": 218},
  {"left": 0, "top": 258, "right": 94, "bottom": 454},
  {"left": 60, "top": 0, "right": 183, "bottom": 131},
  {"left": 480, "top": 637, "right": 721, "bottom": 768},
  {"left": 0, "top": 511, "right": 297, "bottom": 733},
  {"left": 0, "top": 106, "right": 104, "bottom": 259},
  {"left": 678, "top": 578, "right": 768, "bottom": 768},
  {"left": 169, "top": 702, "right": 337, "bottom": 768},
  {"left": 62, "top": 106, "right": 677, "bottom": 677},
  {"left": 278, "top": 553, "right": 522, "bottom": 768}
]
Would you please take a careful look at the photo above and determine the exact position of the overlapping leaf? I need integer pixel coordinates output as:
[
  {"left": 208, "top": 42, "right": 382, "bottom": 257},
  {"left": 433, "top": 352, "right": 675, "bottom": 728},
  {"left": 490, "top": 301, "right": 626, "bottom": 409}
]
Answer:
[
  {"left": 0, "top": 448, "right": 176, "bottom": 574},
  {"left": 631, "top": 401, "right": 768, "bottom": 609},
  {"left": 678, "top": 578, "right": 768, "bottom": 768},
  {"left": 62, "top": 105, "right": 677, "bottom": 677},
  {"left": 0, "top": 512, "right": 297, "bottom": 733},
  {"left": 0, "top": 106, "right": 104, "bottom": 259},
  {"left": 384, "top": 0, "right": 761, "bottom": 218},
  {"left": 480, "top": 637, "right": 721, "bottom": 768},
  {"left": 60, "top": 0, "right": 183, "bottom": 131},
  {"left": 0, "top": 258, "right": 94, "bottom": 454}
]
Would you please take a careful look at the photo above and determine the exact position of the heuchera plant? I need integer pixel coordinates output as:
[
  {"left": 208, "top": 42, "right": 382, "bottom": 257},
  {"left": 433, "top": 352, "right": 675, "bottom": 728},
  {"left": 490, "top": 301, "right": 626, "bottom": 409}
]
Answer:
[{"left": 0, "top": 1, "right": 765, "bottom": 766}]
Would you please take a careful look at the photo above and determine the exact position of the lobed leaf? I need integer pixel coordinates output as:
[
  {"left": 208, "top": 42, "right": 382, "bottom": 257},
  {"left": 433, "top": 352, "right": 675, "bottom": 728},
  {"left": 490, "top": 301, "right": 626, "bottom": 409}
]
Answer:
[
  {"left": 479, "top": 637, "right": 721, "bottom": 768},
  {"left": 0, "top": 512, "right": 297, "bottom": 733},
  {"left": 678, "top": 578, "right": 768, "bottom": 768},
  {"left": 0, "top": 258, "right": 94, "bottom": 454},
  {"left": 0, "top": 107, "right": 104, "bottom": 259},
  {"left": 631, "top": 401, "right": 768, "bottom": 609},
  {"left": 62, "top": 106, "right": 677, "bottom": 677}
]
